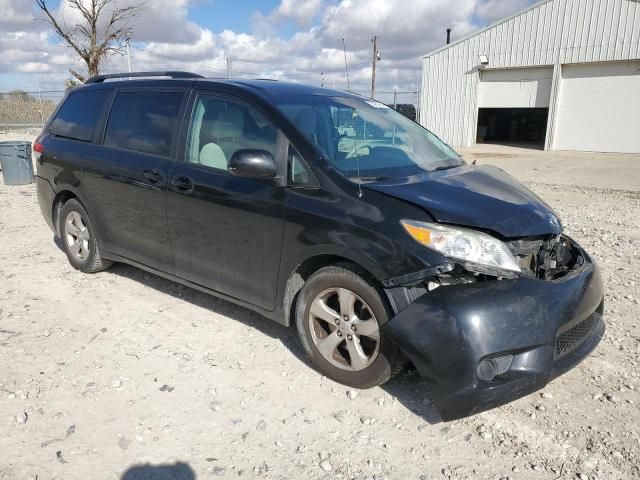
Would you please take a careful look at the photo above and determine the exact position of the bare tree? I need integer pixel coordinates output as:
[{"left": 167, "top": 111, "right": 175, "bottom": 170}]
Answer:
[{"left": 35, "top": 0, "right": 144, "bottom": 82}]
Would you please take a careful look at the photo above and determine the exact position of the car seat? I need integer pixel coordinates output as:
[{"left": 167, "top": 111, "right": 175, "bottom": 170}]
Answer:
[{"left": 199, "top": 106, "right": 245, "bottom": 170}]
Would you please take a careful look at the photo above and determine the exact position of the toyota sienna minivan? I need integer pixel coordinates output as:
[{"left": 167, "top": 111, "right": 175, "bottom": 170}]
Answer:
[{"left": 35, "top": 71, "right": 604, "bottom": 420}]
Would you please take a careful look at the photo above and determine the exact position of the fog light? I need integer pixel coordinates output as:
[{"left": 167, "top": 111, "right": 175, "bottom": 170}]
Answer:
[
  {"left": 477, "top": 358, "right": 498, "bottom": 381},
  {"left": 477, "top": 354, "right": 513, "bottom": 381}
]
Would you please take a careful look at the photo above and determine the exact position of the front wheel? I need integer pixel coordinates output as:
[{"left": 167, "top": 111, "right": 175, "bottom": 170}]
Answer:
[{"left": 295, "top": 264, "right": 403, "bottom": 389}]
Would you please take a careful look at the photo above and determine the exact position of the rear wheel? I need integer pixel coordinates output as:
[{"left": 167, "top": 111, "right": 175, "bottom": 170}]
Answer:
[
  {"left": 296, "top": 264, "right": 403, "bottom": 388},
  {"left": 60, "top": 199, "right": 112, "bottom": 273}
]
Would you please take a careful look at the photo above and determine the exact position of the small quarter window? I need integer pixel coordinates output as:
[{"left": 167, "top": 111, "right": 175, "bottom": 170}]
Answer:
[
  {"left": 289, "top": 149, "right": 315, "bottom": 186},
  {"left": 50, "top": 89, "right": 110, "bottom": 142},
  {"left": 104, "top": 91, "right": 184, "bottom": 157}
]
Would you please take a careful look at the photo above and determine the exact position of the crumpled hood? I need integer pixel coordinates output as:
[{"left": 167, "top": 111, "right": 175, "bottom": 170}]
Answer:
[{"left": 364, "top": 164, "right": 563, "bottom": 238}]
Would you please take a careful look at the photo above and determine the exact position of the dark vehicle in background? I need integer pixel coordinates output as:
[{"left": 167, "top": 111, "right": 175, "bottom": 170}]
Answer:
[
  {"left": 35, "top": 72, "right": 604, "bottom": 420},
  {"left": 388, "top": 103, "right": 417, "bottom": 122}
]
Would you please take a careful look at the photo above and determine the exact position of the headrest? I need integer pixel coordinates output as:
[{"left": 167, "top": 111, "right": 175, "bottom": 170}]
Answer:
[
  {"left": 212, "top": 107, "right": 244, "bottom": 138},
  {"left": 294, "top": 108, "right": 317, "bottom": 137}
]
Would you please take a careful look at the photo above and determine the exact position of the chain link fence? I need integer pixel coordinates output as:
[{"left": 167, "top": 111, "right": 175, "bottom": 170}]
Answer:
[
  {"left": 345, "top": 90, "right": 419, "bottom": 121},
  {"left": 0, "top": 88, "right": 418, "bottom": 134},
  {"left": 0, "top": 91, "right": 65, "bottom": 133}
]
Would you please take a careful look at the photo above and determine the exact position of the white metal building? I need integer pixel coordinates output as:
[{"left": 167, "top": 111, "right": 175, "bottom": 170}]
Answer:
[{"left": 419, "top": 0, "right": 640, "bottom": 153}]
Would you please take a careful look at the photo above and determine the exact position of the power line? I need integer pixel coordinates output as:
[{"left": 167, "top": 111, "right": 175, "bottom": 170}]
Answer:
[
  {"left": 131, "top": 45, "right": 228, "bottom": 73},
  {"left": 132, "top": 45, "right": 322, "bottom": 78},
  {"left": 4, "top": 41, "right": 418, "bottom": 92},
  {"left": 0, "top": 90, "right": 65, "bottom": 94},
  {"left": 131, "top": 44, "right": 373, "bottom": 80},
  {"left": 232, "top": 69, "right": 321, "bottom": 77},
  {"left": 346, "top": 61, "right": 371, "bottom": 70}
]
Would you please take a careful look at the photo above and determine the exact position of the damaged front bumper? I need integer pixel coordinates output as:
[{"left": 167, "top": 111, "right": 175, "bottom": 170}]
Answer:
[{"left": 381, "top": 247, "right": 605, "bottom": 421}]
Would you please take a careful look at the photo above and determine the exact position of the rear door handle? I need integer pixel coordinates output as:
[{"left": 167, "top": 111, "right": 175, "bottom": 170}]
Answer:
[
  {"left": 170, "top": 175, "right": 194, "bottom": 192},
  {"left": 143, "top": 168, "right": 163, "bottom": 183}
]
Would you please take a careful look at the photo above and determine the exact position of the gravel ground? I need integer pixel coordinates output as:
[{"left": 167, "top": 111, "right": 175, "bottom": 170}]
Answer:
[{"left": 1, "top": 136, "right": 640, "bottom": 479}]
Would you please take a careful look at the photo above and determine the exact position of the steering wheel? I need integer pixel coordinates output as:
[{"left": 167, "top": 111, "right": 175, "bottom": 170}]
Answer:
[{"left": 345, "top": 144, "right": 371, "bottom": 159}]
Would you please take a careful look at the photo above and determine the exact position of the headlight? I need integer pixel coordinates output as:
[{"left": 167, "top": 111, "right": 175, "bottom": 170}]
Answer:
[{"left": 401, "top": 220, "right": 521, "bottom": 276}]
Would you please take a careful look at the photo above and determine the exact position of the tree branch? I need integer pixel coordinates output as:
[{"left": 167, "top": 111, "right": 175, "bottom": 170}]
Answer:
[
  {"left": 35, "top": 0, "right": 87, "bottom": 61},
  {"left": 69, "top": 69, "right": 87, "bottom": 83},
  {"left": 35, "top": 0, "right": 144, "bottom": 79}
]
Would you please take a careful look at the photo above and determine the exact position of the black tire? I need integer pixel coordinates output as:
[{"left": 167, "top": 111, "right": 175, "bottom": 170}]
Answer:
[
  {"left": 59, "top": 198, "right": 112, "bottom": 273},
  {"left": 295, "top": 263, "right": 403, "bottom": 389}
]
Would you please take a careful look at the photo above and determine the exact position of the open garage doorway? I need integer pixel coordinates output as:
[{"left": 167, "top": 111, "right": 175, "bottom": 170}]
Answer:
[
  {"left": 477, "top": 108, "right": 549, "bottom": 147},
  {"left": 476, "top": 66, "right": 552, "bottom": 148}
]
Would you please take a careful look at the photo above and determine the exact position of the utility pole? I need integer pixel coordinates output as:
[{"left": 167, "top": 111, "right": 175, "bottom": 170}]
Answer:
[
  {"left": 126, "top": 38, "right": 132, "bottom": 73},
  {"left": 371, "top": 36, "right": 380, "bottom": 99},
  {"left": 37, "top": 77, "right": 44, "bottom": 126},
  {"left": 416, "top": 80, "right": 420, "bottom": 123},
  {"left": 226, "top": 58, "right": 232, "bottom": 79}
]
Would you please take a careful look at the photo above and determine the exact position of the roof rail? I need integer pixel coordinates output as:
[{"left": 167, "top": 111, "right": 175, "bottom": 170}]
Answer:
[{"left": 85, "top": 71, "right": 204, "bottom": 84}]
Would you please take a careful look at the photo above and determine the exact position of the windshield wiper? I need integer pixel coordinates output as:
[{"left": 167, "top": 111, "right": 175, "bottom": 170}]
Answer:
[
  {"left": 432, "top": 163, "right": 462, "bottom": 172},
  {"left": 353, "top": 175, "right": 391, "bottom": 183}
]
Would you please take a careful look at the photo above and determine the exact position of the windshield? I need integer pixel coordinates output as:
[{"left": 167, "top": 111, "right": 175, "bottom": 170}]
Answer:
[{"left": 273, "top": 95, "right": 463, "bottom": 180}]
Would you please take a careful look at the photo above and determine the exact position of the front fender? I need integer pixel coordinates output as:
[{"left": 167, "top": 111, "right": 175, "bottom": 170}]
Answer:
[
  {"left": 281, "top": 187, "right": 445, "bottom": 280},
  {"left": 275, "top": 187, "right": 447, "bottom": 324}
]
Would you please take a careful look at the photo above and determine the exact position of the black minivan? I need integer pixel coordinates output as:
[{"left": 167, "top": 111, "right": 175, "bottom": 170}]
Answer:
[{"left": 36, "top": 72, "right": 604, "bottom": 420}]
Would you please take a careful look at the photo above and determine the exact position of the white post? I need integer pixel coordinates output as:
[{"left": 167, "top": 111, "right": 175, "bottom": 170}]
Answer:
[
  {"left": 37, "top": 79, "right": 44, "bottom": 126},
  {"left": 226, "top": 58, "right": 232, "bottom": 79},
  {"left": 126, "top": 39, "right": 132, "bottom": 73},
  {"left": 415, "top": 76, "right": 420, "bottom": 124},
  {"left": 392, "top": 86, "right": 397, "bottom": 144}
]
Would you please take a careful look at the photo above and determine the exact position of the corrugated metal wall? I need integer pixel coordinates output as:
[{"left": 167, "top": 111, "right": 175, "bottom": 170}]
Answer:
[{"left": 420, "top": 0, "right": 640, "bottom": 148}]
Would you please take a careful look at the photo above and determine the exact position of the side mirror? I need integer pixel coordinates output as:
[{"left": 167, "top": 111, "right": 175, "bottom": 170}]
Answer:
[{"left": 228, "top": 149, "right": 277, "bottom": 179}]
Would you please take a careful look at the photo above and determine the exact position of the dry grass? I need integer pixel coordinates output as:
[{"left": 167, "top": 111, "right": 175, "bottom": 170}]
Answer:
[{"left": 0, "top": 91, "right": 58, "bottom": 126}]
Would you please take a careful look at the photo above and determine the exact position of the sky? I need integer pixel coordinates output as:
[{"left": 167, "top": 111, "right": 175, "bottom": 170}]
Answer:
[{"left": 0, "top": 0, "right": 535, "bottom": 104}]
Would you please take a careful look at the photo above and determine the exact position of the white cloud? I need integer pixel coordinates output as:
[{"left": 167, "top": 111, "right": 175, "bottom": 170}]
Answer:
[
  {"left": 129, "top": 0, "right": 204, "bottom": 43},
  {"left": 15, "top": 62, "right": 52, "bottom": 73},
  {"left": 320, "top": 0, "right": 478, "bottom": 57},
  {"left": 474, "top": 0, "right": 531, "bottom": 25},
  {"left": 274, "top": 0, "right": 325, "bottom": 26},
  {"left": 53, "top": 0, "right": 204, "bottom": 43},
  {"left": 0, "top": 0, "right": 37, "bottom": 32},
  {"left": 0, "top": 0, "right": 534, "bottom": 99},
  {"left": 146, "top": 29, "right": 218, "bottom": 60},
  {"left": 252, "top": 0, "right": 325, "bottom": 37}
]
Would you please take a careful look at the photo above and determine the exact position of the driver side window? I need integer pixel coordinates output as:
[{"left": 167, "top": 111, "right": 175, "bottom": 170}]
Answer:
[{"left": 186, "top": 94, "right": 278, "bottom": 171}]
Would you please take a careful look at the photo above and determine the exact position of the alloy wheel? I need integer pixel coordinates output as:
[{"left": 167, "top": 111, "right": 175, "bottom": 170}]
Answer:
[
  {"left": 64, "top": 211, "right": 90, "bottom": 262},
  {"left": 308, "top": 287, "right": 381, "bottom": 371}
]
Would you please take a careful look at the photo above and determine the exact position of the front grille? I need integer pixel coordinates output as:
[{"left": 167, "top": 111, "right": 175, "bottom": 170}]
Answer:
[{"left": 555, "top": 312, "right": 600, "bottom": 359}]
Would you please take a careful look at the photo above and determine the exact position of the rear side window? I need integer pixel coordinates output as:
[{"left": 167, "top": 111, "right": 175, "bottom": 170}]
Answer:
[
  {"left": 50, "top": 90, "right": 110, "bottom": 142},
  {"left": 104, "top": 91, "right": 184, "bottom": 157}
]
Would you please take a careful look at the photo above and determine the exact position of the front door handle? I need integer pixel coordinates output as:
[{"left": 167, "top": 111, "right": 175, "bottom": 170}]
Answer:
[
  {"left": 170, "top": 175, "right": 194, "bottom": 192},
  {"left": 143, "top": 168, "right": 163, "bottom": 183}
]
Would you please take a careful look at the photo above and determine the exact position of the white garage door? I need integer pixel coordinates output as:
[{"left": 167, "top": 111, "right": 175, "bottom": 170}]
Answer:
[
  {"left": 554, "top": 61, "right": 640, "bottom": 153},
  {"left": 478, "top": 67, "right": 553, "bottom": 108}
]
